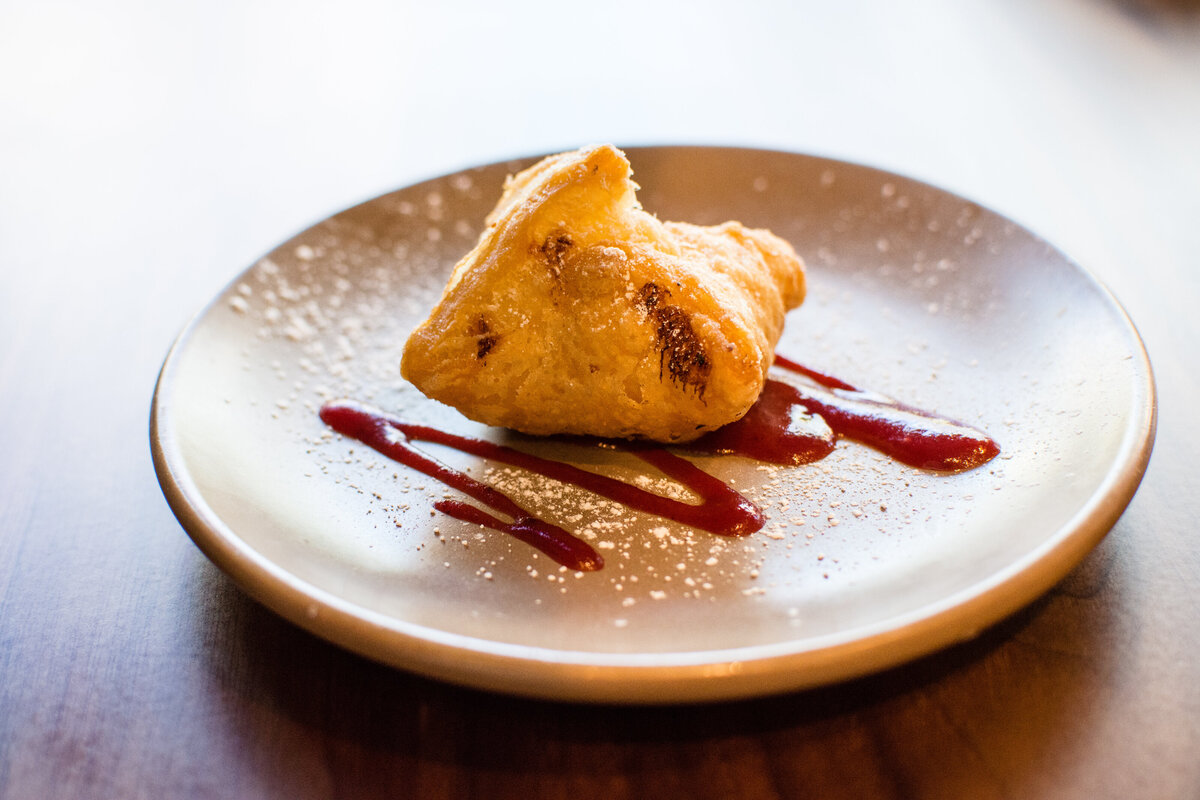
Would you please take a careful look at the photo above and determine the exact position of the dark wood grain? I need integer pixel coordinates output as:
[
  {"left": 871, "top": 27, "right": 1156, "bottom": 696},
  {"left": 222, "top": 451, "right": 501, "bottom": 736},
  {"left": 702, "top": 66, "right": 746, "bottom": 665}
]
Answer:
[{"left": 2, "top": 3, "right": 1198, "bottom": 798}]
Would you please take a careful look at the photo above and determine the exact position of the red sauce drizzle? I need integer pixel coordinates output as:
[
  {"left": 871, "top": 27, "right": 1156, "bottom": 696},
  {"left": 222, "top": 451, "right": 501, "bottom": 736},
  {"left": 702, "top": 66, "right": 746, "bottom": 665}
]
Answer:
[
  {"left": 319, "top": 401, "right": 765, "bottom": 571},
  {"left": 767, "top": 355, "right": 1001, "bottom": 471},
  {"left": 685, "top": 378, "right": 836, "bottom": 465},
  {"left": 320, "top": 358, "right": 999, "bottom": 570}
]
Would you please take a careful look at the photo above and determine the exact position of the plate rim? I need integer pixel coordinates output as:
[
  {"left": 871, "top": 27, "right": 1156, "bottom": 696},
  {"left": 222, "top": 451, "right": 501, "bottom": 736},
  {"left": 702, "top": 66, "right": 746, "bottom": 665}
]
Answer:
[{"left": 150, "top": 145, "right": 1157, "bottom": 703}]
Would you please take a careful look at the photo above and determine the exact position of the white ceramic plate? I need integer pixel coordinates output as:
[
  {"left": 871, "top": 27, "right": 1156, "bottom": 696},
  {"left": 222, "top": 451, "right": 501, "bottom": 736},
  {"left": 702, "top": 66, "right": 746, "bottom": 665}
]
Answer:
[{"left": 151, "top": 146, "right": 1155, "bottom": 703}]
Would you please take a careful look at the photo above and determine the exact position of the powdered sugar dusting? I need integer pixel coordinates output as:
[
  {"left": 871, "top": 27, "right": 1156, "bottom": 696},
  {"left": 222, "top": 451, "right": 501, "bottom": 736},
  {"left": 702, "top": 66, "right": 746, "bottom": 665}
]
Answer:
[{"left": 191, "top": 153, "right": 1050, "bottom": 654}]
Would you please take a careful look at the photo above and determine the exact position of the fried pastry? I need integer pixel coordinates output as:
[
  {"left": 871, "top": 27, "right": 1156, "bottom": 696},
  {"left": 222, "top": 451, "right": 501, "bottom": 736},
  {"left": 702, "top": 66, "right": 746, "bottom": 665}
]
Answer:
[{"left": 400, "top": 144, "right": 806, "bottom": 442}]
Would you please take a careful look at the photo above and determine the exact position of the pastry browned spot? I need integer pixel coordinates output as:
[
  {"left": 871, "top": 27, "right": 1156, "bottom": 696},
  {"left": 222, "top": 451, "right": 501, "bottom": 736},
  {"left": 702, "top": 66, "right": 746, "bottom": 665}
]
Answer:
[
  {"left": 638, "top": 283, "right": 710, "bottom": 398},
  {"left": 466, "top": 315, "right": 497, "bottom": 360},
  {"left": 537, "top": 231, "right": 573, "bottom": 267}
]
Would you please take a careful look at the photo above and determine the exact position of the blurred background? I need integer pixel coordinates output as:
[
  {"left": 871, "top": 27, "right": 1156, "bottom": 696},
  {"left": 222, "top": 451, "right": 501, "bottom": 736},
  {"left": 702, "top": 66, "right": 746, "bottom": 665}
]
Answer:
[{"left": 3, "top": 1, "right": 1197, "bottom": 347}]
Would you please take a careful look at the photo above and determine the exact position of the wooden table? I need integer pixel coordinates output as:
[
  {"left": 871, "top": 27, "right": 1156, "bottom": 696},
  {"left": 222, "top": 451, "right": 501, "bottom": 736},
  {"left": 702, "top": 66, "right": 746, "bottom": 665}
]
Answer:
[{"left": 2, "top": 2, "right": 1197, "bottom": 797}]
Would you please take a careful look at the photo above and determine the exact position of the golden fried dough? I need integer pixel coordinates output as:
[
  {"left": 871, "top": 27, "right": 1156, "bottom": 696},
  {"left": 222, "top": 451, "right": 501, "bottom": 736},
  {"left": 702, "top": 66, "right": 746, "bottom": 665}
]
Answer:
[{"left": 401, "top": 144, "right": 806, "bottom": 442}]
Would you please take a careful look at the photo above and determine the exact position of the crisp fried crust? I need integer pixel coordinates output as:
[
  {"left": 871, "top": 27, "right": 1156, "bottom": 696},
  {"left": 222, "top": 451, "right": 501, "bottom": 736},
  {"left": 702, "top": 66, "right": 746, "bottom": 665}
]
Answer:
[{"left": 400, "top": 144, "right": 806, "bottom": 442}]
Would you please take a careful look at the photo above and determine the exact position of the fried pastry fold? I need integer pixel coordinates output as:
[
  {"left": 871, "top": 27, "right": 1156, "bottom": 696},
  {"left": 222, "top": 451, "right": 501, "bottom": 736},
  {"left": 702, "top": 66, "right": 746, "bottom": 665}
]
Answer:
[{"left": 401, "top": 144, "right": 806, "bottom": 442}]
